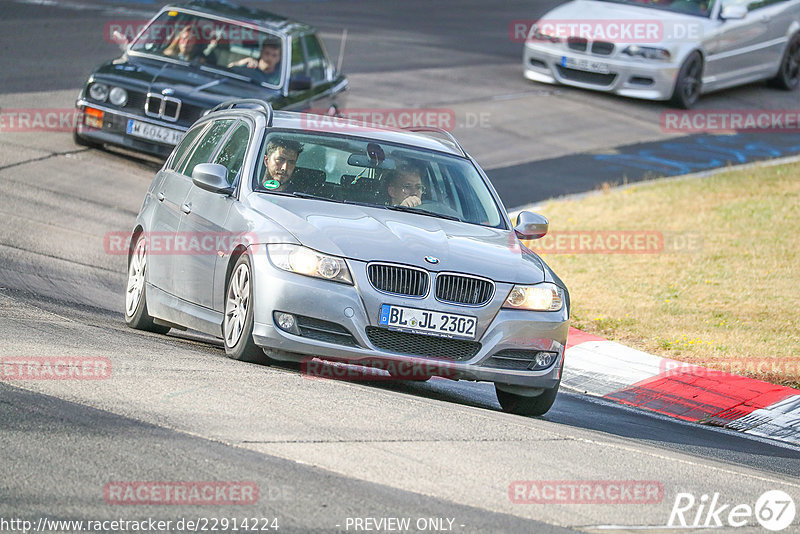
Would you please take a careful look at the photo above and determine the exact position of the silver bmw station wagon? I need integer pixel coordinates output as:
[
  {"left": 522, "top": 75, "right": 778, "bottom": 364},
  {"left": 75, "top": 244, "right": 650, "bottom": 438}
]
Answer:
[{"left": 125, "top": 100, "right": 570, "bottom": 416}]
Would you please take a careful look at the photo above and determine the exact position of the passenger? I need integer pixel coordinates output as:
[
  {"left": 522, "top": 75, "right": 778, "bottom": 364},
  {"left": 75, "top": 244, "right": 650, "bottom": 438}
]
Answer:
[
  {"left": 228, "top": 42, "right": 282, "bottom": 85},
  {"left": 262, "top": 138, "right": 303, "bottom": 191}
]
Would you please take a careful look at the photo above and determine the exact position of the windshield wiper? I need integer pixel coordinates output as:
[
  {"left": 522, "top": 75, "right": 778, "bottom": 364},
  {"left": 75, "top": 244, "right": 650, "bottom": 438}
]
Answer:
[
  {"left": 289, "top": 192, "right": 344, "bottom": 203},
  {"left": 385, "top": 205, "right": 460, "bottom": 221}
]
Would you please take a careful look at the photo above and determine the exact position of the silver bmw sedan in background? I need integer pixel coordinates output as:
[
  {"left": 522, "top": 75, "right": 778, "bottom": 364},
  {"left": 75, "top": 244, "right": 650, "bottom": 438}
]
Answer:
[
  {"left": 124, "top": 100, "right": 570, "bottom": 416},
  {"left": 523, "top": 0, "right": 800, "bottom": 107}
]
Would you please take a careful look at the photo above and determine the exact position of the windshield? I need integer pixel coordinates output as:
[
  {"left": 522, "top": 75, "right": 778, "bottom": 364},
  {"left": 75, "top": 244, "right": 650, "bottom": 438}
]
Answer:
[
  {"left": 594, "top": 0, "right": 715, "bottom": 17},
  {"left": 253, "top": 131, "right": 505, "bottom": 228},
  {"left": 129, "top": 11, "right": 284, "bottom": 87}
]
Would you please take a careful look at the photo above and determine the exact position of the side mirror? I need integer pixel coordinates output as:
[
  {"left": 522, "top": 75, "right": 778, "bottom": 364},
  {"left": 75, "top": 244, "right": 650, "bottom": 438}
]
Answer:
[
  {"left": 514, "top": 211, "right": 549, "bottom": 240},
  {"left": 720, "top": 5, "right": 747, "bottom": 20},
  {"left": 192, "top": 163, "right": 233, "bottom": 195},
  {"left": 289, "top": 74, "right": 312, "bottom": 92}
]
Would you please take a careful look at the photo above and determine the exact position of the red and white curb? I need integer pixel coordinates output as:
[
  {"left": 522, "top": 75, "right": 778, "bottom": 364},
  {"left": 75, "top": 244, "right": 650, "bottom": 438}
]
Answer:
[{"left": 562, "top": 327, "right": 800, "bottom": 446}]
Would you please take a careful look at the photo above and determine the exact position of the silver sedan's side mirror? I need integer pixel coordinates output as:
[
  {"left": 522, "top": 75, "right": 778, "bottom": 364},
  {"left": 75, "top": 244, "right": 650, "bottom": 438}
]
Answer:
[
  {"left": 720, "top": 5, "right": 747, "bottom": 20},
  {"left": 514, "top": 211, "right": 549, "bottom": 240},
  {"left": 192, "top": 163, "right": 233, "bottom": 195}
]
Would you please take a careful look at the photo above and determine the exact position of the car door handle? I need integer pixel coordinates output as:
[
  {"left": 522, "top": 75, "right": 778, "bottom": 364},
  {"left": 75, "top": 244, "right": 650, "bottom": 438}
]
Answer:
[
  {"left": 157, "top": 192, "right": 165, "bottom": 202},
  {"left": 181, "top": 202, "right": 192, "bottom": 214}
]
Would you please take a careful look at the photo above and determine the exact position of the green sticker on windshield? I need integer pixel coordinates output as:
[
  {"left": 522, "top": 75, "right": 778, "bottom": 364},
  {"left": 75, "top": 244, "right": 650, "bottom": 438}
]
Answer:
[{"left": 263, "top": 179, "right": 281, "bottom": 190}]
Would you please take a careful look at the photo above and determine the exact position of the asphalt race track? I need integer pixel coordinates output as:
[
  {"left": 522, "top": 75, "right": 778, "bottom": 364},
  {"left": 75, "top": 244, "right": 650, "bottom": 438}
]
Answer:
[{"left": 1, "top": 1, "right": 799, "bottom": 532}]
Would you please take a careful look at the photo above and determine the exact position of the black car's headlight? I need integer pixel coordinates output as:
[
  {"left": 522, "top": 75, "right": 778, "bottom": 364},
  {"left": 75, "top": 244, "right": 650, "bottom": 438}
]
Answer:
[
  {"left": 622, "top": 45, "right": 671, "bottom": 61},
  {"left": 502, "top": 283, "right": 564, "bottom": 311},
  {"left": 109, "top": 87, "right": 128, "bottom": 107},
  {"left": 89, "top": 82, "right": 110, "bottom": 102},
  {"left": 267, "top": 244, "right": 353, "bottom": 285}
]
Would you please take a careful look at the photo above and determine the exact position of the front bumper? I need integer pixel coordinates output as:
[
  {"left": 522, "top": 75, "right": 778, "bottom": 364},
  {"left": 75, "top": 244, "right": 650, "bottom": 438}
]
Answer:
[
  {"left": 249, "top": 253, "right": 569, "bottom": 390},
  {"left": 523, "top": 44, "right": 681, "bottom": 101},
  {"left": 74, "top": 99, "right": 186, "bottom": 157}
]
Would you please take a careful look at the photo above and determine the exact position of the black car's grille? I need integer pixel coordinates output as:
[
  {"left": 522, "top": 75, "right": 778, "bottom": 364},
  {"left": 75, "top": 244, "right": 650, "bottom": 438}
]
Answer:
[
  {"left": 435, "top": 274, "right": 494, "bottom": 306},
  {"left": 179, "top": 103, "right": 207, "bottom": 126},
  {"left": 126, "top": 90, "right": 147, "bottom": 111},
  {"left": 367, "top": 263, "right": 428, "bottom": 297},
  {"left": 365, "top": 327, "right": 480, "bottom": 361},
  {"left": 592, "top": 41, "right": 615, "bottom": 56},
  {"left": 556, "top": 65, "right": 617, "bottom": 86},
  {"left": 296, "top": 315, "right": 358, "bottom": 347},
  {"left": 567, "top": 37, "right": 588, "bottom": 52}
]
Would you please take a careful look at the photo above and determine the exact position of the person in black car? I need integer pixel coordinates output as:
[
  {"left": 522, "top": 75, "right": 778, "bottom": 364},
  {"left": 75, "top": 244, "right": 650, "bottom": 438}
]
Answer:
[{"left": 228, "top": 42, "right": 282, "bottom": 85}]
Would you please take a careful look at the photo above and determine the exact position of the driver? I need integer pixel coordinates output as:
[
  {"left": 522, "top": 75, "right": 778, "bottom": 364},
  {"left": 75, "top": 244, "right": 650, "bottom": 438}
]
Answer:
[
  {"left": 262, "top": 138, "right": 303, "bottom": 191},
  {"left": 385, "top": 164, "right": 425, "bottom": 207}
]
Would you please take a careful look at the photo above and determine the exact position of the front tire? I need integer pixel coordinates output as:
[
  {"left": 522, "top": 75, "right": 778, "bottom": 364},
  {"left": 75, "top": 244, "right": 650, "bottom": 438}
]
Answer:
[
  {"left": 125, "top": 235, "right": 170, "bottom": 334},
  {"left": 670, "top": 52, "right": 703, "bottom": 109},
  {"left": 496, "top": 381, "right": 560, "bottom": 416},
  {"left": 223, "top": 253, "right": 270, "bottom": 364},
  {"left": 769, "top": 33, "right": 800, "bottom": 90}
]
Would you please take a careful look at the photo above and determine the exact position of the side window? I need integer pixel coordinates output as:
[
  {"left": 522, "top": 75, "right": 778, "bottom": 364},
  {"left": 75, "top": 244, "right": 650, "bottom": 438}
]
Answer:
[
  {"left": 178, "top": 119, "right": 234, "bottom": 177},
  {"left": 303, "top": 35, "right": 328, "bottom": 83},
  {"left": 290, "top": 36, "right": 306, "bottom": 79},
  {"left": 214, "top": 122, "right": 251, "bottom": 185},
  {"left": 167, "top": 123, "right": 207, "bottom": 171}
]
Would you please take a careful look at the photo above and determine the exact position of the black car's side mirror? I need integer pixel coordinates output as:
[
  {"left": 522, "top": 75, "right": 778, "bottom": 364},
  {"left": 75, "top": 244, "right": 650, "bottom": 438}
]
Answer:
[
  {"left": 289, "top": 74, "right": 313, "bottom": 92},
  {"left": 192, "top": 163, "right": 233, "bottom": 195},
  {"left": 514, "top": 211, "right": 549, "bottom": 240}
]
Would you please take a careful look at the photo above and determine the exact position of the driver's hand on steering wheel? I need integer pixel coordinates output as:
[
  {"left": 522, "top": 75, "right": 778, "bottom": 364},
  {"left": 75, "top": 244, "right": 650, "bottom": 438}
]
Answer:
[{"left": 399, "top": 195, "right": 422, "bottom": 207}]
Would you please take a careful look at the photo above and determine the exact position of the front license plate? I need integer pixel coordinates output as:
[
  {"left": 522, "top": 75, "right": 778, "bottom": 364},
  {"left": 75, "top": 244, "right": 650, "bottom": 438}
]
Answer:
[
  {"left": 126, "top": 119, "right": 184, "bottom": 145},
  {"left": 561, "top": 56, "right": 610, "bottom": 74},
  {"left": 379, "top": 304, "right": 477, "bottom": 340}
]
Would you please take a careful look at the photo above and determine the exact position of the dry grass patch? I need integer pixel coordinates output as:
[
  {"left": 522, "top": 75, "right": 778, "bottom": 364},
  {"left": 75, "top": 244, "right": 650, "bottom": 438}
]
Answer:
[{"left": 524, "top": 161, "right": 800, "bottom": 388}]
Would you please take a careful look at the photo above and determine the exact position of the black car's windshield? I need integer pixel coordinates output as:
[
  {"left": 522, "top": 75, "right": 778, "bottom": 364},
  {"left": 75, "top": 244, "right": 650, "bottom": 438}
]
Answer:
[
  {"left": 254, "top": 131, "right": 505, "bottom": 229},
  {"left": 594, "top": 0, "right": 715, "bottom": 17},
  {"left": 128, "top": 11, "right": 284, "bottom": 87}
]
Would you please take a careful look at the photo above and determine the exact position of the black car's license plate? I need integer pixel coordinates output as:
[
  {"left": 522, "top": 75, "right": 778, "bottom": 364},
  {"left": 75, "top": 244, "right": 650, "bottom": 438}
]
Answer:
[{"left": 379, "top": 304, "right": 477, "bottom": 340}]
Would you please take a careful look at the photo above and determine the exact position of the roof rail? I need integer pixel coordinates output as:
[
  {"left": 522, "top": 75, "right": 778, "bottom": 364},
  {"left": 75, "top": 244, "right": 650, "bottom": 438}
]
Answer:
[
  {"left": 209, "top": 99, "right": 274, "bottom": 126},
  {"left": 406, "top": 127, "right": 467, "bottom": 158}
]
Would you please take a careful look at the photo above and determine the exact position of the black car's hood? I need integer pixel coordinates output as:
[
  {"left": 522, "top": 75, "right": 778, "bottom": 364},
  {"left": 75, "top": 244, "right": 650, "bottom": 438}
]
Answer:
[{"left": 93, "top": 55, "right": 280, "bottom": 106}]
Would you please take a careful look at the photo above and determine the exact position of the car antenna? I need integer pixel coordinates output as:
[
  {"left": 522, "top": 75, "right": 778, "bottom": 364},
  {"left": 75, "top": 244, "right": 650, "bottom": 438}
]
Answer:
[{"left": 336, "top": 28, "right": 348, "bottom": 74}]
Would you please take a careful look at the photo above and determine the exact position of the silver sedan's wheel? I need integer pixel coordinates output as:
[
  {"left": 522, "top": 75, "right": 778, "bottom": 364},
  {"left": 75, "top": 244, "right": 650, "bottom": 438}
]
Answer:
[
  {"left": 769, "top": 33, "right": 800, "bottom": 90},
  {"left": 223, "top": 253, "right": 269, "bottom": 363},
  {"left": 124, "top": 234, "right": 169, "bottom": 333}
]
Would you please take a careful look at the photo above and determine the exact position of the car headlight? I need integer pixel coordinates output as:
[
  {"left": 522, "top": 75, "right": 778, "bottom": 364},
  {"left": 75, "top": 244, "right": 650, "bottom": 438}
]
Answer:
[
  {"left": 502, "top": 283, "right": 563, "bottom": 311},
  {"left": 89, "top": 83, "right": 109, "bottom": 102},
  {"left": 267, "top": 244, "right": 353, "bottom": 284},
  {"left": 529, "top": 24, "right": 562, "bottom": 44},
  {"left": 622, "top": 45, "right": 671, "bottom": 61},
  {"left": 109, "top": 87, "right": 128, "bottom": 106}
]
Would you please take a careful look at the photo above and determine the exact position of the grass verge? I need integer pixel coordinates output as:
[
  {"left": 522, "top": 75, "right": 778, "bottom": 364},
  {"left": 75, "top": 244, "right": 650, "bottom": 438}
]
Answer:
[{"left": 523, "top": 161, "right": 800, "bottom": 388}]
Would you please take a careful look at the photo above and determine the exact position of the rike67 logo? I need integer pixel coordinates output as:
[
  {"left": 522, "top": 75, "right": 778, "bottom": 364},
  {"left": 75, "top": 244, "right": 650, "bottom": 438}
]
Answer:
[{"left": 668, "top": 490, "right": 796, "bottom": 531}]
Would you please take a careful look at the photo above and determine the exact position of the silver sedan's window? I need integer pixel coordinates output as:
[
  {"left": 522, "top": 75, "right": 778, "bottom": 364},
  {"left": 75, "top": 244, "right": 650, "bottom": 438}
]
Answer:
[
  {"left": 254, "top": 131, "right": 504, "bottom": 229},
  {"left": 214, "top": 123, "right": 251, "bottom": 185},
  {"left": 167, "top": 123, "right": 207, "bottom": 171}
]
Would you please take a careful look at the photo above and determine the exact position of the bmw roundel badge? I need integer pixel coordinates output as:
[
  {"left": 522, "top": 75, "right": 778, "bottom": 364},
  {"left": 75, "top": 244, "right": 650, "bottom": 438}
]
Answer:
[{"left": 424, "top": 256, "right": 440, "bottom": 265}]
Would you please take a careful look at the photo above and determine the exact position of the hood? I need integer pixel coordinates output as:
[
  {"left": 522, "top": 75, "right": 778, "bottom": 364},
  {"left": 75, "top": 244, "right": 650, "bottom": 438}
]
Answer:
[
  {"left": 246, "top": 195, "right": 546, "bottom": 284},
  {"left": 94, "top": 56, "right": 280, "bottom": 107}
]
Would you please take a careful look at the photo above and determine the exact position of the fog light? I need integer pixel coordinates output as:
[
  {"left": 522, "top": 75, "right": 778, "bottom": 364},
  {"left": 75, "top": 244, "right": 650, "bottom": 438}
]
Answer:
[
  {"left": 275, "top": 312, "right": 298, "bottom": 334},
  {"left": 84, "top": 107, "right": 104, "bottom": 129},
  {"left": 533, "top": 351, "right": 556, "bottom": 370}
]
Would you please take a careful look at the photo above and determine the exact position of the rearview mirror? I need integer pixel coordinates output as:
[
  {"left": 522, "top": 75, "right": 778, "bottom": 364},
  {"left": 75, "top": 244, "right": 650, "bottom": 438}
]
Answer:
[
  {"left": 346, "top": 153, "right": 396, "bottom": 169},
  {"left": 192, "top": 163, "right": 233, "bottom": 195},
  {"left": 514, "top": 211, "right": 549, "bottom": 240},
  {"left": 720, "top": 5, "right": 747, "bottom": 20}
]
